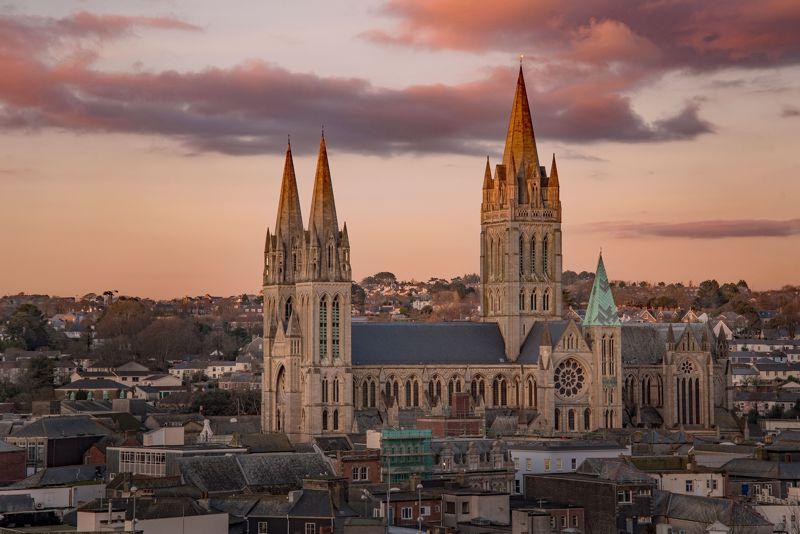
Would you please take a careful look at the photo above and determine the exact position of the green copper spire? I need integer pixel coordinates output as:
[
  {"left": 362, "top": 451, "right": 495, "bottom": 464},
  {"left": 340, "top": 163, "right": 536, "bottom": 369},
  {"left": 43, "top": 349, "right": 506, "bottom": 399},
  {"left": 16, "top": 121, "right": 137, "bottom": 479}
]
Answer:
[{"left": 583, "top": 253, "right": 620, "bottom": 327}]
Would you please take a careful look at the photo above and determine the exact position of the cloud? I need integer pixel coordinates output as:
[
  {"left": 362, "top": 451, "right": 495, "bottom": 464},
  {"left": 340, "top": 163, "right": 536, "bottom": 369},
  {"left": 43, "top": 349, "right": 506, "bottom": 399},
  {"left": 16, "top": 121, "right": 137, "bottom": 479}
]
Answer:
[
  {"left": 0, "top": 11, "right": 713, "bottom": 157},
  {"left": 587, "top": 219, "right": 800, "bottom": 239},
  {"left": 367, "top": 1, "right": 800, "bottom": 70},
  {"left": 782, "top": 105, "right": 800, "bottom": 117}
]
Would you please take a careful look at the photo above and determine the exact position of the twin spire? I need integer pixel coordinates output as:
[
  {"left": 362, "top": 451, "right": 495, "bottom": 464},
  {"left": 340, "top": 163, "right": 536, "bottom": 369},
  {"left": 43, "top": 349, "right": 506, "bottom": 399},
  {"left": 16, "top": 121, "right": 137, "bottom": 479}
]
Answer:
[{"left": 272, "top": 133, "right": 339, "bottom": 244}]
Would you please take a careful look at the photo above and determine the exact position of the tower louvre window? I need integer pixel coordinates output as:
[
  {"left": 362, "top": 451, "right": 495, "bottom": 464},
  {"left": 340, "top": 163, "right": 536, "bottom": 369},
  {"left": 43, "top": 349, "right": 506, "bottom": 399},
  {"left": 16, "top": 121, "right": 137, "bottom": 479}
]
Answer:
[
  {"left": 542, "top": 236, "right": 549, "bottom": 275},
  {"left": 519, "top": 290, "right": 525, "bottom": 311},
  {"left": 284, "top": 297, "right": 293, "bottom": 324},
  {"left": 333, "top": 378, "right": 339, "bottom": 402},
  {"left": 319, "top": 296, "right": 328, "bottom": 359},
  {"left": 332, "top": 296, "right": 340, "bottom": 359},
  {"left": 519, "top": 235, "right": 524, "bottom": 275},
  {"left": 530, "top": 237, "right": 536, "bottom": 275}
]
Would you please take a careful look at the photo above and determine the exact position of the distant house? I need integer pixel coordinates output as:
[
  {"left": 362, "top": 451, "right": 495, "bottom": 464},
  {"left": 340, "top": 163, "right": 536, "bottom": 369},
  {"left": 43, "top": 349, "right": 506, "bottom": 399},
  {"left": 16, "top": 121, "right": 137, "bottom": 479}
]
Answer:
[{"left": 56, "top": 378, "right": 131, "bottom": 400}]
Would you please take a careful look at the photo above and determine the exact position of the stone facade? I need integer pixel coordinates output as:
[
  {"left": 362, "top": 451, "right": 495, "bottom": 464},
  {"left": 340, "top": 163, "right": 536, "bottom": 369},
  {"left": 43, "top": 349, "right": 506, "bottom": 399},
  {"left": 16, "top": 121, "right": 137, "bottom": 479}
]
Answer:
[{"left": 261, "top": 67, "right": 733, "bottom": 443}]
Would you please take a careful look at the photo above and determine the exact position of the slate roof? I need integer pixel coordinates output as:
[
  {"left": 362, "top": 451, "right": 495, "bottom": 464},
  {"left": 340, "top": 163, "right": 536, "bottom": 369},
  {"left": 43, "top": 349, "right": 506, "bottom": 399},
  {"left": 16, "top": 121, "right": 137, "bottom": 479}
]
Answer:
[
  {"left": 576, "top": 458, "right": 652, "bottom": 484},
  {"left": 11, "top": 464, "right": 106, "bottom": 488},
  {"left": 238, "top": 432, "right": 294, "bottom": 453},
  {"left": 351, "top": 322, "right": 507, "bottom": 365},
  {"left": 620, "top": 322, "right": 719, "bottom": 365},
  {"left": 9, "top": 415, "right": 110, "bottom": 438},
  {"left": 518, "top": 321, "right": 569, "bottom": 364},
  {"left": 653, "top": 490, "right": 770, "bottom": 526},
  {"left": 721, "top": 459, "right": 800, "bottom": 480},
  {"left": 57, "top": 378, "right": 129, "bottom": 390},
  {"left": 178, "top": 452, "right": 333, "bottom": 495}
]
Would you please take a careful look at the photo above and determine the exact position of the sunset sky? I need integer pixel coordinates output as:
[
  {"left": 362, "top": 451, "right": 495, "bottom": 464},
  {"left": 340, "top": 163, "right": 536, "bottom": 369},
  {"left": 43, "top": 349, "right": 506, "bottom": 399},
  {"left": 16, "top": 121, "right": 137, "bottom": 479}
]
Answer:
[{"left": 1, "top": 0, "right": 799, "bottom": 298}]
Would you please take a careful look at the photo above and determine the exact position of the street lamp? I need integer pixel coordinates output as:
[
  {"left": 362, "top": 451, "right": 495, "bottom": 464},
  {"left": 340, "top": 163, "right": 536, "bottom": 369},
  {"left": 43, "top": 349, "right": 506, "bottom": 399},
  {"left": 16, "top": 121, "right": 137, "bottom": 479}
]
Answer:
[
  {"left": 416, "top": 483, "right": 424, "bottom": 534},
  {"left": 130, "top": 485, "right": 138, "bottom": 534}
]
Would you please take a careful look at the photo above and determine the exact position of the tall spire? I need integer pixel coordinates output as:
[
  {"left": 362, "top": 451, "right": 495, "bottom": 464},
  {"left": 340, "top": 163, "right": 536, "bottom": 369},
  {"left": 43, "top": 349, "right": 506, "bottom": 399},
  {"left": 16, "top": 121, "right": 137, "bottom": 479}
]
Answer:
[
  {"left": 503, "top": 67, "right": 540, "bottom": 176},
  {"left": 549, "top": 154, "right": 559, "bottom": 188},
  {"left": 275, "top": 140, "right": 304, "bottom": 240},
  {"left": 308, "top": 133, "right": 339, "bottom": 237},
  {"left": 583, "top": 253, "right": 621, "bottom": 327}
]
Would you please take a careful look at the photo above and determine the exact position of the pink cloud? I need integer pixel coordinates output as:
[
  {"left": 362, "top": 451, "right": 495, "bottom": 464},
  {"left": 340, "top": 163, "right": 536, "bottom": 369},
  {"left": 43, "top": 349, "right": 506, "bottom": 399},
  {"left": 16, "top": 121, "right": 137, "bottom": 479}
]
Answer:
[{"left": 0, "top": 11, "right": 712, "bottom": 156}]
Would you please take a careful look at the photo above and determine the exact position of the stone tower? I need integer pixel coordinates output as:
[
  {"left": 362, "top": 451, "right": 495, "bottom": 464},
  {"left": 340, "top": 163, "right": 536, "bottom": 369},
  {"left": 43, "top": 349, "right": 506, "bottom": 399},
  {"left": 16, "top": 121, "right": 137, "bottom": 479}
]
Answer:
[
  {"left": 262, "top": 135, "right": 354, "bottom": 442},
  {"left": 481, "top": 67, "right": 563, "bottom": 360},
  {"left": 582, "top": 253, "right": 623, "bottom": 429}
]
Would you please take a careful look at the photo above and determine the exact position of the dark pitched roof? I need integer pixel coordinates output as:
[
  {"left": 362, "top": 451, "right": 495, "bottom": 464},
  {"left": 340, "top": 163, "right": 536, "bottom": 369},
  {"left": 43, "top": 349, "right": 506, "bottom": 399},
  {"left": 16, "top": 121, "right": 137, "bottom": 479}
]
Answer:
[
  {"left": 721, "top": 459, "right": 800, "bottom": 480},
  {"left": 238, "top": 432, "right": 294, "bottom": 453},
  {"left": 10, "top": 415, "right": 111, "bottom": 438},
  {"left": 351, "top": 322, "right": 507, "bottom": 365},
  {"left": 11, "top": 464, "right": 106, "bottom": 488},
  {"left": 576, "top": 458, "right": 652, "bottom": 484},
  {"left": 57, "top": 378, "right": 128, "bottom": 390},
  {"left": 178, "top": 452, "right": 333, "bottom": 494},
  {"left": 518, "top": 321, "right": 570, "bottom": 364},
  {"left": 653, "top": 490, "right": 770, "bottom": 526}
]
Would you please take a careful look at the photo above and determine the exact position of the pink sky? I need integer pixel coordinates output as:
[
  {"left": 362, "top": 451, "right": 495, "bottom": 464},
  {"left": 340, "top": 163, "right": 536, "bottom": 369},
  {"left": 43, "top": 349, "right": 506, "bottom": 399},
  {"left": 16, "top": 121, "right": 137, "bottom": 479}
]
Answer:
[{"left": 1, "top": 1, "right": 799, "bottom": 298}]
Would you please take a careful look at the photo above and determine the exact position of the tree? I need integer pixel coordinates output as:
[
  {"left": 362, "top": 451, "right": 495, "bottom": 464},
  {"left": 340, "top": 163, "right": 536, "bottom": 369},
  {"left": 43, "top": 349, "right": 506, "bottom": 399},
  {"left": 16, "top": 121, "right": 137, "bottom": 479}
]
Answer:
[
  {"left": 694, "top": 280, "right": 727, "bottom": 309},
  {"left": 134, "top": 317, "right": 202, "bottom": 369},
  {"left": 5, "top": 304, "right": 55, "bottom": 350},
  {"left": 767, "top": 404, "right": 785, "bottom": 419},
  {"left": 25, "top": 355, "right": 55, "bottom": 390},
  {"left": 747, "top": 408, "right": 759, "bottom": 425},
  {"left": 0, "top": 379, "right": 21, "bottom": 402},
  {"left": 95, "top": 300, "right": 153, "bottom": 339},
  {"left": 191, "top": 389, "right": 235, "bottom": 416}
]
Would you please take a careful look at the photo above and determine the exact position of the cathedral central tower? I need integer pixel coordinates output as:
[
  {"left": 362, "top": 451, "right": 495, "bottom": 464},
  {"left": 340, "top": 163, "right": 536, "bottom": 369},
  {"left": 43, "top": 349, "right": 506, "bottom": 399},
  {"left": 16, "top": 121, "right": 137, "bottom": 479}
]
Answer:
[{"left": 480, "top": 67, "right": 563, "bottom": 360}]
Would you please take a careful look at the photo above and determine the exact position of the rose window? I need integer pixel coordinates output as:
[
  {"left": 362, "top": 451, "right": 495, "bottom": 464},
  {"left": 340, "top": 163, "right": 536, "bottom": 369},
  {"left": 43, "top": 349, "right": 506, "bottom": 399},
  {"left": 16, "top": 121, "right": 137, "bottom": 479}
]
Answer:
[
  {"left": 554, "top": 358, "right": 586, "bottom": 398},
  {"left": 679, "top": 360, "right": 696, "bottom": 374}
]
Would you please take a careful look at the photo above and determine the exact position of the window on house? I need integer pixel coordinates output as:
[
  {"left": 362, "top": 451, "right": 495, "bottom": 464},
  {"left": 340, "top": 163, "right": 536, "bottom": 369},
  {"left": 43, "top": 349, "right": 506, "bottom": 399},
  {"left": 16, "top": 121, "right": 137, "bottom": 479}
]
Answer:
[
  {"left": 401, "top": 507, "right": 413, "bottom": 520},
  {"left": 549, "top": 517, "right": 555, "bottom": 528},
  {"left": 421, "top": 506, "right": 430, "bottom": 517},
  {"left": 571, "top": 458, "right": 577, "bottom": 470},
  {"left": 526, "top": 458, "right": 532, "bottom": 471},
  {"left": 305, "top": 523, "right": 316, "bottom": 534},
  {"left": 561, "top": 516, "right": 567, "bottom": 527},
  {"left": 514, "top": 480, "right": 521, "bottom": 494},
  {"left": 686, "top": 480, "right": 694, "bottom": 493},
  {"left": 258, "top": 522, "right": 269, "bottom": 534},
  {"left": 351, "top": 467, "right": 359, "bottom": 480},
  {"left": 445, "top": 502, "right": 455, "bottom": 515},
  {"left": 556, "top": 458, "right": 563, "bottom": 471},
  {"left": 461, "top": 502, "right": 469, "bottom": 514},
  {"left": 572, "top": 515, "right": 578, "bottom": 527},
  {"left": 617, "top": 490, "right": 632, "bottom": 503},
  {"left": 544, "top": 459, "right": 551, "bottom": 472}
]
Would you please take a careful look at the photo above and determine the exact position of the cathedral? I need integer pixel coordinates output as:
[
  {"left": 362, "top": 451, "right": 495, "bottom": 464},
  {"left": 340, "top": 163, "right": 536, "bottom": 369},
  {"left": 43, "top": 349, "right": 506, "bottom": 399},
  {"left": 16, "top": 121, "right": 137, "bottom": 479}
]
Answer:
[{"left": 260, "top": 68, "right": 734, "bottom": 443}]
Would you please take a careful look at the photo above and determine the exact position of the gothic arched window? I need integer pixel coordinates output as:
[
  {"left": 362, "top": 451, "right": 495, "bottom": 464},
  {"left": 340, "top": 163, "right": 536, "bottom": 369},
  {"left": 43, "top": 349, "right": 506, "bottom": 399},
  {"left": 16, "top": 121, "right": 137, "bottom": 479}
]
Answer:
[
  {"left": 331, "top": 296, "right": 341, "bottom": 359},
  {"left": 405, "top": 380, "right": 412, "bottom": 406},
  {"left": 319, "top": 296, "right": 328, "bottom": 359},
  {"left": 543, "top": 289, "right": 550, "bottom": 312},
  {"left": 322, "top": 379, "right": 329, "bottom": 403},
  {"left": 333, "top": 410, "right": 339, "bottom": 430},
  {"left": 333, "top": 378, "right": 339, "bottom": 403},
  {"left": 584, "top": 408, "right": 591, "bottom": 430},
  {"left": 554, "top": 408, "right": 561, "bottom": 431},
  {"left": 362, "top": 381, "right": 369, "bottom": 408},
  {"left": 531, "top": 289, "right": 538, "bottom": 311},
  {"left": 519, "top": 290, "right": 525, "bottom": 311},
  {"left": 413, "top": 381, "right": 419, "bottom": 407},
  {"left": 322, "top": 410, "right": 328, "bottom": 431},
  {"left": 568, "top": 409, "right": 575, "bottom": 431},
  {"left": 370, "top": 380, "right": 376, "bottom": 407}
]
